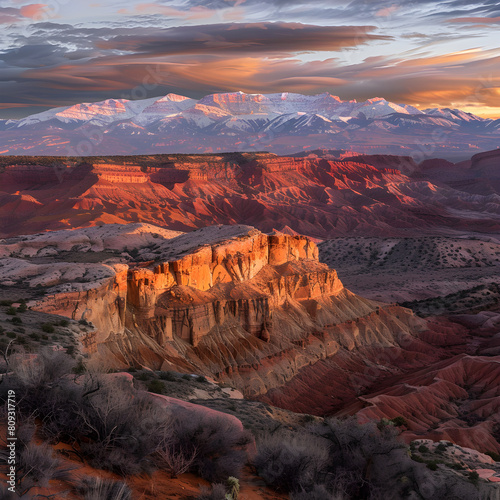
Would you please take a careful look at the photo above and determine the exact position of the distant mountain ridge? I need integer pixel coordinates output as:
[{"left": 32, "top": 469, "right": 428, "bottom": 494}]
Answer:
[{"left": 0, "top": 91, "right": 499, "bottom": 159}]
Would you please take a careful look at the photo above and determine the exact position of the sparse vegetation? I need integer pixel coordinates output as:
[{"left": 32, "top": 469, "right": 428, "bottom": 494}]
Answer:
[
  {"left": 197, "top": 483, "right": 227, "bottom": 500},
  {"left": 147, "top": 379, "right": 165, "bottom": 394},
  {"left": 390, "top": 416, "right": 408, "bottom": 427},
  {"left": 41, "top": 322, "right": 55, "bottom": 333},
  {"left": 0, "top": 349, "right": 251, "bottom": 486},
  {"left": 76, "top": 477, "right": 132, "bottom": 500},
  {"left": 254, "top": 430, "right": 329, "bottom": 492}
]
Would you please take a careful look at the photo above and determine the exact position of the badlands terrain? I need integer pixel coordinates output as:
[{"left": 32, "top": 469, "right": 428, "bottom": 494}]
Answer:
[
  {"left": 1, "top": 148, "right": 500, "bottom": 498},
  {"left": 1, "top": 148, "right": 500, "bottom": 240}
]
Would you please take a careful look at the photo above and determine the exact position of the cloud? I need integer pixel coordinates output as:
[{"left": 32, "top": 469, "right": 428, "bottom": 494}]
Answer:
[
  {"left": 131, "top": 3, "right": 215, "bottom": 20},
  {"left": 447, "top": 15, "right": 500, "bottom": 24},
  {"left": 96, "top": 22, "right": 392, "bottom": 56},
  {"left": 20, "top": 4, "right": 49, "bottom": 20},
  {"left": 376, "top": 5, "right": 400, "bottom": 17},
  {"left": 0, "top": 6, "right": 22, "bottom": 24},
  {"left": 9, "top": 43, "right": 498, "bottom": 115},
  {"left": 0, "top": 11, "right": 499, "bottom": 118}
]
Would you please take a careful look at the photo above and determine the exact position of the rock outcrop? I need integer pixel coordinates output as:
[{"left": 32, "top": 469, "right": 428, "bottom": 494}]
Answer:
[{"left": 3, "top": 223, "right": 423, "bottom": 397}]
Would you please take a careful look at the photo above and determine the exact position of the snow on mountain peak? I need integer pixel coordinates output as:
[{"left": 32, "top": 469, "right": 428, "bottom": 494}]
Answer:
[{"left": 157, "top": 93, "right": 192, "bottom": 103}]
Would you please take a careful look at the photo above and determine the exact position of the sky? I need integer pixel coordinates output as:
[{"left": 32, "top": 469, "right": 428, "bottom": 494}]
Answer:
[{"left": 0, "top": 0, "right": 499, "bottom": 119}]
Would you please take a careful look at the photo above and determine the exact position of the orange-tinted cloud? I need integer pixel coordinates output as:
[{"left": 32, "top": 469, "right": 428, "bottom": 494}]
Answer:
[
  {"left": 376, "top": 5, "right": 399, "bottom": 17},
  {"left": 120, "top": 3, "right": 215, "bottom": 20},
  {"left": 3, "top": 17, "right": 500, "bottom": 118},
  {"left": 447, "top": 16, "right": 500, "bottom": 24},
  {"left": 20, "top": 4, "right": 48, "bottom": 20}
]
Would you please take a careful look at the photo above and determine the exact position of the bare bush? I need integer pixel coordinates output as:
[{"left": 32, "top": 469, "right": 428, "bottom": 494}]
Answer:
[
  {"left": 290, "top": 485, "right": 345, "bottom": 500},
  {"left": 0, "top": 349, "right": 249, "bottom": 483},
  {"left": 17, "top": 442, "right": 73, "bottom": 495},
  {"left": 77, "top": 380, "right": 170, "bottom": 475},
  {"left": 76, "top": 476, "right": 132, "bottom": 500},
  {"left": 155, "top": 438, "right": 198, "bottom": 478},
  {"left": 254, "top": 430, "right": 330, "bottom": 493},
  {"left": 196, "top": 483, "right": 227, "bottom": 500},
  {"left": 9, "top": 348, "right": 76, "bottom": 389},
  {"left": 168, "top": 411, "right": 252, "bottom": 482},
  {"left": 0, "top": 485, "right": 34, "bottom": 500}
]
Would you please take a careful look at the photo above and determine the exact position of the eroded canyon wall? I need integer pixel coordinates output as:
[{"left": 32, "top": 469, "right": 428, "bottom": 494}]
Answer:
[{"left": 30, "top": 227, "right": 424, "bottom": 397}]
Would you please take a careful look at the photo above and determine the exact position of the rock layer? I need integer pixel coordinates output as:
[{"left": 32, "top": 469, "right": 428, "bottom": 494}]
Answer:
[
  {"left": 24, "top": 224, "right": 424, "bottom": 397},
  {"left": 2, "top": 151, "right": 500, "bottom": 239}
]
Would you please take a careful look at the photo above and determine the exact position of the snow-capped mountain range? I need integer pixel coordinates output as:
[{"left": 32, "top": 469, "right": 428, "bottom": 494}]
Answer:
[{"left": 0, "top": 92, "right": 498, "bottom": 159}]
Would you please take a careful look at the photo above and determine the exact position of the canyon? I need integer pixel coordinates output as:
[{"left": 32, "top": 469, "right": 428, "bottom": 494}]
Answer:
[
  {"left": 1, "top": 224, "right": 420, "bottom": 398},
  {"left": 2, "top": 220, "right": 500, "bottom": 457},
  {"left": 1, "top": 148, "right": 500, "bottom": 480},
  {"left": 1, "top": 149, "right": 500, "bottom": 240}
]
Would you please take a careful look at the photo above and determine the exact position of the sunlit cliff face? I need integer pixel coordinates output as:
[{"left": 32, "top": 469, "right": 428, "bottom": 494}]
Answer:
[{"left": 0, "top": 1, "right": 499, "bottom": 119}]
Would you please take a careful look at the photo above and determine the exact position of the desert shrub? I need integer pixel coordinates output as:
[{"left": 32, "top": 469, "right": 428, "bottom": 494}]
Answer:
[
  {"left": 58, "top": 319, "right": 69, "bottom": 327},
  {"left": 168, "top": 411, "right": 251, "bottom": 482},
  {"left": 11, "top": 317, "right": 22, "bottom": 325},
  {"left": 159, "top": 371, "right": 177, "bottom": 381},
  {"left": 0, "top": 485, "right": 35, "bottom": 500},
  {"left": 0, "top": 352, "right": 170, "bottom": 476},
  {"left": 135, "top": 371, "right": 153, "bottom": 381},
  {"left": 72, "top": 358, "right": 86, "bottom": 375},
  {"left": 16, "top": 442, "right": 73, "bottom": 495},
  {"left": 76, "top": 477, "right": 132, "bottom": 500},
  {"left": 18, "top": 302, "right": 27, "bottom": 313},
  {"left": 226, "top": 476, "right": 239, "bottom": 499},
  {"left": 468, "top": 471, "right": 479, "bottom": 485},
  {"left": 77, "top": 380, "right": 170, "bottom": 475},
  {"left": 390, "top": 416, "right": 408, "bottom": 427},
  {"left": 197, "top": 484, "right": 227, "bottom": 500},
  {"left": 147, "top": 379, "right": 165, "bottom": 394},
  {"left": 154, "top": 437, "right": 198, "bottom": 478},
  {"left": 426, "top": 461, "right": 438, "bottom": 471},
  {"left": 290, "top": 485, "right": 344, "bottom": 500},
  {"left": 41, "top": 323, "right": 55, "bottom": 333},
  {"left": 7, "top": 348, "right": 76, "bottom": 391},
  {"left": 254, "top": 430, "right": 329, "bottom": 492},
  {"left": 418, "top": 445, "right": 429, "bottom": 453},
  {"left": 310, "top": 417, "right": 414, "bottom": 498}
]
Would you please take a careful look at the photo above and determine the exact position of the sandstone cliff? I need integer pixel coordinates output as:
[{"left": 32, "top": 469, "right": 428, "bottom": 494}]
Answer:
[{"left": 19, "top": 224, "right": 426, "bottom": 398}]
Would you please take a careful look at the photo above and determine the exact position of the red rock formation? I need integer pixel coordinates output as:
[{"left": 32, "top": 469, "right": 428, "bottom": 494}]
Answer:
[
  {"left": 2, "top": 152, "right": 500, "bottom": 238},
  {"left": 29, "top": 226, "right": 425, "bottom": 399},
  {"left": 336, "top": 354, "right": 500, "bottom": 453}
]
